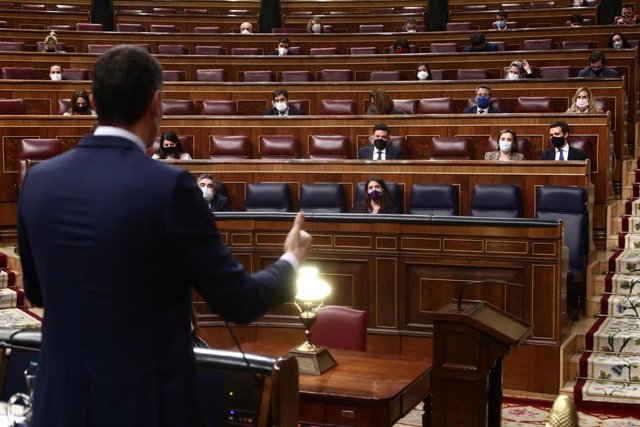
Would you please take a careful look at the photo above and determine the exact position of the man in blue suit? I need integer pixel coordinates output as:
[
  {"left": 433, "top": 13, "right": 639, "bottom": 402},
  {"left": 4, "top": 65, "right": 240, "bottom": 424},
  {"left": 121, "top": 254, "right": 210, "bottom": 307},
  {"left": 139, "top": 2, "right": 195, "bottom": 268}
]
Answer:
[{"left": 18, "top": 45, "right": 312, "bottom": 427}]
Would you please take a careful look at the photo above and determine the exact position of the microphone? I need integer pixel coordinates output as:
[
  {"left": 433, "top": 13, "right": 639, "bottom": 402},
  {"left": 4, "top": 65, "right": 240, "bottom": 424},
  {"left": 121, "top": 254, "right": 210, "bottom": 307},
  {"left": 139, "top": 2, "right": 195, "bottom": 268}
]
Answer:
[{"left": 455, "top": 280, "right": 524, "bottom": 312}]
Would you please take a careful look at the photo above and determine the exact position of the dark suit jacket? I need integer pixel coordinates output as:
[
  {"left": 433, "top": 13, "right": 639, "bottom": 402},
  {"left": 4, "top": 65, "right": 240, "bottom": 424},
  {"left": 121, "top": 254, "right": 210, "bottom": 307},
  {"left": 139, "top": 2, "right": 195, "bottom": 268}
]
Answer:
[
  {"left": 267, "top": 49, "right": 295, "bottom": 56},
  {"left": 357, "top": 145, "right": 404, "bottom": 160},
  {"left": 264, "top": 105, "right": 304, "bottom": 116},
  {"left": 577, "top": 66, "right": 619, "bottom": 78},
  {"left": 463, "top": 105, "right": 503, "bottom": 114},
  {"left": 541, "top": 146, "right": 588, "bottom": 160},
  {"left": 463, "top": 44, "right": 498, "bottom": 52},
  {"left": 18, "top": 135, "right": 296, "bottom": 427},
  {"left": 209, "top": 193, "right": 231, "bottom": 212}
]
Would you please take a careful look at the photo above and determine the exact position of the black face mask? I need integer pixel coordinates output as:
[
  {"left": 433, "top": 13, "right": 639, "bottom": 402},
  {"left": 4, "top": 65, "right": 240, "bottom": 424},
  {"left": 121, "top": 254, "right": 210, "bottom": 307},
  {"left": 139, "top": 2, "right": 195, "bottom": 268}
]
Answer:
[
  {"left": 75, "top": 104, "right": 89, "bottom": 114},
  {"left": 373, "top": 139, "right": 388, "bottom": 151},
  {"left": 550, "top": 136, "right": 565, "bottom": 149},
  {"left": 164, "top": 146, "right": 178, "bottom": 155}
]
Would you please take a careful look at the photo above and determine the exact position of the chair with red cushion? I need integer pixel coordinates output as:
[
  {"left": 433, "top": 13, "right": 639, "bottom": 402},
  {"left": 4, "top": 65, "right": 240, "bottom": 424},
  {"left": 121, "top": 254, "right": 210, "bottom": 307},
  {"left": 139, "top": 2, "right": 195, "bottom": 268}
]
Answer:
[
  {"left": 539, "top": 66, "right": 571, "bottom": 78},
  {"left": 320, "top": 99, "right": 357, "bottom": 115},
  {"left": 0, "top": 99, "right": 26, "bottom": 114},
  {"left": 76, "top": 23, "right": 103, "bottom": 31},
  {"left": 2, "top": 67, "right": 35, "bottom": 79},
  {"left": 456, "top": 69, "right": 489, "bottom": 80},
  {"left": 349, "top": 47, "right": 377, "bottom": 55},
  {"left": 196, "top": 69, "right": 227, "bottom": 82},
  {"left": 87, "top": 44, "right": 114, "bottom": 54},
  {"left": 529, "top": 1, "right": 555, "bottom": 7},
  {"left": 430, "top": 43, "right": 458, "bottom": 53},
  {"left": 149, "top": 24, "right": 179, "bottom": 33},
  {"left": 0, "top": 42, "right": 25, "bottom": 52},
  {"left": 562, "top": 40, "right": 596, "bottom": 50},
  {"left": 209, "top": 136, "right": 251, "bottom": 159},
  {"left": 21, "top": 3, "right": 45, "bottom": 10},
  {"left": 308, "top": 135, "right": 350, "bottom": 159},
  {"left": 320, "top": 69, "right": 353, "bottom": 82},
  {"left": 195, "top": 46, "right": 226, "bottom": 55},
  {"left": 359, "top": 24, "right": 384, "bottom": 32},
  {"left": 18, "top": 138, "right": 62, "bottom": 186},
  {"left": 231, "top": 47, "right": 262, "bottom": 55},
  {"left": 309, "top": 47, "right": 338, "bottom": 55},
  {"left": 429, "top": 137, "right": 472, "bottom": 160},
  {"left": 259, "top": 136, "right": 300, "bottom": 159},
  {"left": 194, "top": 27, "right": 220, "bottom": 33},
  {"left": 242, "top": 71, "right": 274, "bottom": 82},
  {"left": 514, "top": 97, "right": 553, "bottom": 113},
  {"left": 162, "top": 71, "right": 185, "bottom": 82},
  {"left": 418, "top": 98, "right": 454, "bottom": 114},
  {"left": 201, "top": 101, "right": 238, "bottom": 115},
  {"left": 446, "top": 22, "right": 471, "bottom": 31},
  {"left": 158, "top": 45, "right": 188, "bottom": 55},
  {"left": 500, "top": 3, "right": 524, "bottom": 9},
  {"left": 523, "top": 39, "right": 554, "bottom": 50},
  {"left": 369, "top": 71, "right": 401, "bottom": 81},
  {"left": 162, "top": 99, "right": 195, "bottom": 115},
  {"left": 57, "top": 99, "right": 70, "bottom": 115},
  {"left": 312, "top": 306, "right": 366, "bottom": 351},
  {"left": 63, "top": 69, "right": 89, "bottom": 81},
  {"left": 280, "top": 71, "right": 312, "bottom": 82},
  {"left": 392, "top": 99, "right": 418, "bottom": 114},
  {"left": 116, "top": 23, "right": 145, "bottom": 32},
  {"left": 36, "top": 41, "right": 67, "bottom": 51}
]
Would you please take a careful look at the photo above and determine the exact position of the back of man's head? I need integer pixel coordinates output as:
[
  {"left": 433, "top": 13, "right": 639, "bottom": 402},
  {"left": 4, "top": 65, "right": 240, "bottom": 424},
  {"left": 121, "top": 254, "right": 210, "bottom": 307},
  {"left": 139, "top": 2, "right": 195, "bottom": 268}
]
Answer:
[
  {"left": 92, "top": 45, "right": 163, "bottom": 126},
  {"left": 470, "top": 32, "right": 486, "bottom": 47}
]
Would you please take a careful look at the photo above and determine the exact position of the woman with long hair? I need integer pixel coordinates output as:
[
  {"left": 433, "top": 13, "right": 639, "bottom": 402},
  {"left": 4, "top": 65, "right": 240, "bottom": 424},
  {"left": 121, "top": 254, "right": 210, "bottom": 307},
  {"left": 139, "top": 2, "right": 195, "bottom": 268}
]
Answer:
[
  {"left": 351, "top": 176, "right": 398, "bottom": 214},
  {"left": 366, "top": 89, "right": 405, "bottom": 115},
  {"left": 63, "top": 89, "right": 96, "bottom": 116},
  {"left": 566, "top": 87, "right": 603, "bottom": 113},
  {"left": 152, "top": 131, "right": 192, "bottom": 160}
]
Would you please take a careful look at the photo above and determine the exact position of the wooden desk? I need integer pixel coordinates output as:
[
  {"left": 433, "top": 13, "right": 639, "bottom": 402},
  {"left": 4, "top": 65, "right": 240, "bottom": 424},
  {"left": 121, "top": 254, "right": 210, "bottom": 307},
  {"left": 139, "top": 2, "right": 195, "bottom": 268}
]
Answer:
[{"left": 239, "top": 341, "right": 432, "bottom": 427}]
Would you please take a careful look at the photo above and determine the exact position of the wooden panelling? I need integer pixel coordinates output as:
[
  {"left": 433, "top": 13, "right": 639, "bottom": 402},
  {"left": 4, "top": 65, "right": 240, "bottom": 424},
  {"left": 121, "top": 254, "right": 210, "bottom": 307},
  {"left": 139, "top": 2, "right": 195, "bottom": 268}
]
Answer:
[
  {"left": 448, "top": 6, "right": 598, "bottom": 28},
  {"left": 0, "top": 9, "right": 90, "bottom": 29}
]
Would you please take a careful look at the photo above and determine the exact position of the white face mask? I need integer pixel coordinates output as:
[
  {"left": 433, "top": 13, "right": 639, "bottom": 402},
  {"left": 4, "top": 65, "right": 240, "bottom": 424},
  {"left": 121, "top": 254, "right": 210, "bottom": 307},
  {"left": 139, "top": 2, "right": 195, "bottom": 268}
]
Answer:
[
  {"left": 499, "top": 140, "right": 512, "bottom": 153},
  {"left": 277, "top": 47, "right": 288, "bottom": 56},
  {"left": 201, "top": 187, "right": 214, "bottom": 202},
  {"left": 274, "top": 102, "right": 288, "bottom": 112},
  {"left": 613, "top": 41, "right": 623, "bottom": 49},
  {"left": 576, "top": 99, "right": 589, "bottom": 110},
  {"left": 417, "top": 71, "right": 429, "bottom": 80},
  {"left": 50, "top": 73, "right": 62, "bottom": 81},
  {"left": 406, "top": 28, "right": 416, "bottom": 32},
  {"left": 241, "top": 28, "right": 250, "bottom": 34},
  {"left": 507, "top": 72, "right": 519, "bottom": 80},
  {"left": 312, "top": 24, "right": 322, "bottom": 33}
]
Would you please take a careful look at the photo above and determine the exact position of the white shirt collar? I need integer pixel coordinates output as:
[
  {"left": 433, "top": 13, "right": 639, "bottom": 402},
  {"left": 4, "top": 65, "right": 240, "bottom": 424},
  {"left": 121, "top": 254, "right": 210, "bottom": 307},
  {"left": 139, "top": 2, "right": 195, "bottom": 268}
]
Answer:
[{"left": 93, "top": 126, "right": 147, "bottom": 153}]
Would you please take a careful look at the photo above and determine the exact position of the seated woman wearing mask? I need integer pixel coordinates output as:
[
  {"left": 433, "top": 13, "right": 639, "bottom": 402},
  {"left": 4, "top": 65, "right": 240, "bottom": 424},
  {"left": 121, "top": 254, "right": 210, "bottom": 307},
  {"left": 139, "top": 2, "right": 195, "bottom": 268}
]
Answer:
[
  {"left": 505, "top": 60, "right": 533, "bottom": 79},
  {"left": 566, "top": 86, "right": 603, "bottom": 113},
  {"left": 351, "top": 176, "right": 398, "bottom": 214},
  {"left": 306, "top": 17, "right": 324, "bottom": 33},
  {"left": 484, "top": 129, "right": 524, "bottom": 161},
  {"left": 608, "top": 32, "right": 630, "bottom": 49},
  {"left": 63, "top": 89, "right": 96, "bottom": 116},
  {"left": 152, "top": 131, "right": 192, "bottom": 160},
  {"left": 415, "top": 63, "right": 433, "bottom": 81}
]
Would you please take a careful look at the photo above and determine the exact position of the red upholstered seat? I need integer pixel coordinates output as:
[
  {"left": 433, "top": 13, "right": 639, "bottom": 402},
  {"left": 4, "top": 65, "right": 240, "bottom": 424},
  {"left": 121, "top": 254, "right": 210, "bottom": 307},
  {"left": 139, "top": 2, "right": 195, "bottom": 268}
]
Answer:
[
  {"left": 429, "top": 137, "right": 472, "bottom": 160},
  {"left": 152, "top": 7, "right": 175, "bottom": 13},
  {"left": 309, "top": 47, "right": 337, "bottom": 55},
  {"left": 349, "top": 47, "right": 377, "bottom": 55},
  {"left": 47, "top": 25, "right": 72, "bottom": 30},
  {"left": 369, "top": 71, "right": 401, "bottom": 81},
  {"left": 195, "top": 46, "right": 226, "bottom": 55},
  {"left": 158, "top": 45, "right": 188, "bottom": 55},
  {"left": 288, "top": 46, "right": 302, "bottom": 55},
  {"left": 418, "top": 98, "right": 454, "bottom": 114},
  {"left": 359, "top": 24, "right": 384, "bottom": 32},
  {"left": 491, "top": 41, "right": 507, "bottom": 51},
  {"left": 242, "top": 71, "right": 273, "bottom": 82},
  {"left": 132, "top": 44, "right": 151, "bottom": 53},
  {"left": 280, "top": 71, "right": 313, "bottom": 82},
  {"left": 371, "top": 7, "right": 394, "bottom": 14},
  {"left": 562, "top": 41, "right": 596, "bottom": 49},
  {"left": 529, "top": 1, "right": 555, "bottom": 7},
  {"left": 76, "top": 23, "right": 102, "bottom": 31},
  {"left": 87, "top": 44, "right": 114, "bottom": 54},
  {"left": 161, "top": 99, "right": 195, "bottom": 115},
  {"left": 228, "top": 9, "right": 251, "bottom": 14},
  {"left": 162, "top": 71, "right": 185, "bottom": 82},
  {"left": 320, "top": 69, "right": 353, "bottom": 82},
  {"left": 57, "top": 99, "right": 70, "bottom": 115},
  {"left": 209, "top": 136, "right": 251, "bottom": 159},
  {"left": 446, "top": 22, "right": 471, "bottom": 31},
  {"left": 21, "top": 3, "right": 45, "bottom": 10},
  {"left": 196, "top": 69, "right": 227, "bottom": 82},
  {"left": 308, "top": 135, "right": 350, "bottom": 159},
  {"left": 501, "top": 2, "right": 524, "bottom": 9},
  {"left": 456, "top": 69, "right": 489, "bottom": 80},
  {"left": 463, "top": 4, "right": 486, "bottom": 10},
  {"left": 185, "top": 8, "right": 207, "bottom": 14},
  {"left": 55, "top": 4, "right": 78, "bottom": 11},
  {"left": 523, "top": 39, "right": 554, "bottom": 50},
  {"left": 18, "top": 138, "right": 62, "bottom": 186},
  {"left": 430, "top": 43, "right": 458, "bottom": 53},
  {"left": 392, "top": 99, "right": 418, "bottom": 114},
  {"left": 259, "top": 136, "right": 300, "bottom": 159},
  {"left": 231, "top": 47, "right": 262, "bottom": 55},
  {"left": 2, "top": 67, "right": 35, "bottom": 79},
  {"left": 0, "top": 42, "right": 26, "bottom": 52},
  {"left": 201, "top": 100, "right": 238, "bottom": 115},
  {"left": 567, "top": 136, "right": 595, "bottom": 168},
  {"left": 320, "top": 99, "right": 356, "bottom": 115},
  {"left": 312, "top": 306, "right": 367, "bottom": 351},
  {"left": 36, "top": 41, "right": 67, "bottom": 51},
  {"left": 514, "top": 97, "right": 553, "bottom": 113},
  {"left": 0, "top": 99, "right": 26, "bottom": 114},
  {"left": 149, "top": 24, "right": 179, "bottom": 33},
  {"left": 63, "top": 68, "right": 89, "bottom": 81},
  {"left": 540, "top": 66, "right": 571, "bottom": 78},
  {"left": 116, "top": 23, "right": 145, "bottom": 32},
  {"left": 194, "top": 27, "right": 220, "bottom": 33},
  {"left": 288, "top": 100, "right": 306, "bottom": 114}
]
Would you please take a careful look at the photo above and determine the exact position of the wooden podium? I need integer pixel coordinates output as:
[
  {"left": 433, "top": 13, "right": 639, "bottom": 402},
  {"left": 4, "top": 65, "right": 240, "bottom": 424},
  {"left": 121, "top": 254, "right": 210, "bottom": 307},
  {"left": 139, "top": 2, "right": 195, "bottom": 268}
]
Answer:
[{"left": 429, "top": 300, "right": 532, "bottom": 427}]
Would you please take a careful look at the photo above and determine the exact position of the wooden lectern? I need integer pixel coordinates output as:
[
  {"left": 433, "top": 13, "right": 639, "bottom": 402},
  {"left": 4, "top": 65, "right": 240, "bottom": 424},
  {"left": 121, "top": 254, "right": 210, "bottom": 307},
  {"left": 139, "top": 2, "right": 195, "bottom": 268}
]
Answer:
[{"left": 429, "top": 300, "right": 532, "bottom": 427}]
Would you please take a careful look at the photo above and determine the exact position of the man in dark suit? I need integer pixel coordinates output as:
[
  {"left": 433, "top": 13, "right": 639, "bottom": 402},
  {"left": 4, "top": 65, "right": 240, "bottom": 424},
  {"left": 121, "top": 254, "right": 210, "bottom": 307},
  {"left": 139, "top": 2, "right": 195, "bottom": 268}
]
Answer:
[
  {"left": 17, "top": 45, "right": 312, "bottom": 427},
  {"left": 463, "top": 84, "right": 503, "bottom": 114},
  {"left": 577, "top": 50, "right": 620, "bottom": 78},
  {"left": 463, "top": 32, "right": 499, "bottom": 52},
  {"left": 541, "top": 120, "right": 588, "bottom": 160},
  {"left": 264, "top": 88, "right": 304, "bottom": 116},
  {"left": 357, "top": 123, "right": 405, "bottom": 160},
  {"left": 197, "top": 173, "right": 230, "bottom": 212},
  {"left": 267, "top": 37, "right": 295, "bottom": 56}
]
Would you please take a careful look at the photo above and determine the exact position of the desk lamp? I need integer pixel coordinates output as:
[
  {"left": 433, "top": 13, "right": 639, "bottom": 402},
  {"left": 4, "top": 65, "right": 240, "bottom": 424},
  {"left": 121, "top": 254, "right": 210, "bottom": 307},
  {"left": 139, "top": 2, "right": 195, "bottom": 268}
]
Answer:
[{"left": 289, "top": 266, "right": 337, "bottom": 375}]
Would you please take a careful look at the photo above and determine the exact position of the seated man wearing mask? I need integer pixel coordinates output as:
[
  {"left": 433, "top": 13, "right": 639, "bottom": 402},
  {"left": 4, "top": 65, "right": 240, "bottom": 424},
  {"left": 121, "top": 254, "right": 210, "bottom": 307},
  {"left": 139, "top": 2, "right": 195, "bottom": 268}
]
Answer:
[
  {"left": 197, "top": 174, "right": 230, "bottom": 212},
  {"left": 541, "top": 120, "right": 587, "bottom": 161},
  {"left": 49, "top": 64, "right": 64, "bottom": 81},
  {"left": 240, "top": 22, "right": 252, "bottom": 33},
  {"left": 265, "top": 89, "right": 304, "bottom": 116},
  {"left": 577, "top": 51, "right": 619, "bottom": 78},
  {"left": 357, "top": 123, "right": 404, "bottom": 160},
  {"left": 463, "top": 84, "right": 503, "bottom": 114},
  {"left": 494, "top": 10, "right": 508, "bottom": 30},
  {"left": 463, "top": 32, "right": 498, "bottom": 52},
  {"left": 268, "top": 37, "right": 295, "bottom": 56}
]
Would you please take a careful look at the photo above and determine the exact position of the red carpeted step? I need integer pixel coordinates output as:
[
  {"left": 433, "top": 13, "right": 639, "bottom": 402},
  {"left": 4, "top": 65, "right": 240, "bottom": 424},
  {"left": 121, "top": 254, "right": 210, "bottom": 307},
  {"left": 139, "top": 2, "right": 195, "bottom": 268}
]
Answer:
[
  {"left": 618, "top": 233, "right": 627, "bottom": 249},
  {"left": 622, "top": 216, "right": 630, "bottom": 232},
  {"left": 635, "top": 184, "right": 640, "bottom": 198},
  {"left": 0, "top": 252, "right": 6, "bottom": 269},
  {"left": 0, "top": 268, "right": 16, "bottom": 288},
  {"left": 625, "top": 198, "right": 639, "bottom": 215},
  {"left": 609, "top": 250, "right": 624, "bottom": 271},
  {"left": 0, "top": 287, "right": 24, "bottom": 308}
]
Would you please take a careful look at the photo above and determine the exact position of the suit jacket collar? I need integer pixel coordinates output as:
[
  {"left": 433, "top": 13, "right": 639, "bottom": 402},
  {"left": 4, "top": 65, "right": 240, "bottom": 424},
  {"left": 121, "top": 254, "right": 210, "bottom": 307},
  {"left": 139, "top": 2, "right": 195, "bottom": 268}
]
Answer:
[{"left": 78, "top": 134, "right": 145, "bottom": 152}]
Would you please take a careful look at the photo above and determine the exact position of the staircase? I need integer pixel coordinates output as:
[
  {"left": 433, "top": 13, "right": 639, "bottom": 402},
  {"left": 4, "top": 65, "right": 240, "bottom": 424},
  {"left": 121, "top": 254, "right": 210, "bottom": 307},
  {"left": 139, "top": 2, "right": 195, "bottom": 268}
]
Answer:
[{"left": 0, "top": 248, "right": 41, "bottom": 329}]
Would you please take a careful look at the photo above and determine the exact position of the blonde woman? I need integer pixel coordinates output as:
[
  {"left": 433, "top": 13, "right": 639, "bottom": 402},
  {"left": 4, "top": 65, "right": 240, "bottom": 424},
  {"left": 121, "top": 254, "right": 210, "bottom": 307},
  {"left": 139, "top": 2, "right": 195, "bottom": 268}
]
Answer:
[{"left": 566, "top": 87, "right": 603, "bottom": 113}]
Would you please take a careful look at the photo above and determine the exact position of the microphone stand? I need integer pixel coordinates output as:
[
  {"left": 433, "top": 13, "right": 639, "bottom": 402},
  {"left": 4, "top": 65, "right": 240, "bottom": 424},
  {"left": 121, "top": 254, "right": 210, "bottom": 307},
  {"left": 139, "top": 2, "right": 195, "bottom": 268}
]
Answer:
[{"left": 455, "top": 280, "right": 524, "bottom": 312}]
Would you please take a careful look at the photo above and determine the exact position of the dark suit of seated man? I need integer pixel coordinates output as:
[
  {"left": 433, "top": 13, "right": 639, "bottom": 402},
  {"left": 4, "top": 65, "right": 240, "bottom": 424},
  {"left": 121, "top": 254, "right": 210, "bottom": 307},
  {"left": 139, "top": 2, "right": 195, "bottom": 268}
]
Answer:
[
  {"left": 357, "top": 123, "right": 405, "bottom": 160},
  {"left": 541, "top": 120, "right": 588, "bottom": 160},
  {"left": 265, "top": 88, "right": 304, "bottom": 116},
  {"left": 463, "top": 32, "right": 499, "bottom": 52},
  {"left": 576, "top": 50, "right": 620, "bottom": 78}
]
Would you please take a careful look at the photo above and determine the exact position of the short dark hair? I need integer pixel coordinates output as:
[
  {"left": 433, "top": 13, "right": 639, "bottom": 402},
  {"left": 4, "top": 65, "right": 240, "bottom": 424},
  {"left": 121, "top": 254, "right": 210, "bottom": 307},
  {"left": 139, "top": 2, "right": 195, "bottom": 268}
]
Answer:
[
  {"left": 198, "top": 173, "right": 215, "bottom": 182},
  {"left": 496, "top": 10, "right": 507, "bottom": 19},
  {"left": 373, "top": 123, "right": 390, "bottom": 134},
  {"left": 589, "top": 50, "right": 606, "bottom": 64},
  {"left": 272, "top": 89, "right": 289, "bottom": 100},
  {"left": 549, "top": 120, "right": 570, "bottom": 134},
  {"left": 570, "top": 13, "right": 584, "bottom": 24},
  {"left": 470, "top": 32, "right": 486, "bottom": 47},
  {"left": 475, "top": 84, "right": 493, "bottom": 97},
  {"left": 278, "top": 37, "right": 290, "bottom": 45},
  {"left": 623, "top": 3, "right": 635, "bottom": 12},
  {"left": 92, "top": 45, "right": 163, "bottom": 126}
]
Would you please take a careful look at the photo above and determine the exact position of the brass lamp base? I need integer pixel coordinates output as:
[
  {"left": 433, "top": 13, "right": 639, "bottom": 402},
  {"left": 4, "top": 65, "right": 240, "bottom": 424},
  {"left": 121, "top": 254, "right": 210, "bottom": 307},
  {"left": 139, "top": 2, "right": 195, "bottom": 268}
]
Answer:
[{"left": 289, "top": 345, "right": 337, "bottom": 375}]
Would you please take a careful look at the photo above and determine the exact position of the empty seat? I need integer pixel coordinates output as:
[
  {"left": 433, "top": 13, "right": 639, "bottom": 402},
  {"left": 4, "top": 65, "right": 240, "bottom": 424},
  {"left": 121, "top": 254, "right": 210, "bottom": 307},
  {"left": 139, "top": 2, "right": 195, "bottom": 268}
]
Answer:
[
  {"left": 312, "top": 306, "right": 366, "bottom": 351},
  {"left": 456, "top": 69, "right": 489, "bottom": 80},
  {"left": 359, "top": 24, "right": 384, "bottom": 32},
  {"left": 231, "top": 47, "right": 261, "bottom": 55},
  {"left": 429, "top": 137, "right": 472, "bottom": 160},
  {"left": 63, "top": 68, "right": 89, "bottom": 81},
  {"left": 209, "top": 135, "right": 251, "bottom": 159},
  {"left": 87, "top": 44, "right": 114, "bottom": 54},
  {"left": 540, "top": 66, "right": 571, "bottom": 78},
  {"left": 529, "top": 1, "right": 555, "bottom": 7},
  {"left": 149, "top": 24, "right": 179, "bottom": 33},
  {"left": 131, "top": 44, "right": 151, "bottom": 53},
  {"left": 446, "top": 22, "right": 472, "bottom": 31},
  {"left": 287, "top": 46, "right": 303, "bottom": 55},
  {"left": 196, "top": 69, "right": 227, "bottom": 82},
  {"left": 47, "top": 25, "right": 72, "bottom": 31},
  {"left": 280, "top": 71, "right": 312, "bottom": 82},
  {"left": 462, "top": 5, "right": 487, "bottom": 10},
  {"left": 162, "top": 99, "right": 195, "bottom": 115},
  {"left": 562, "top": 40, "right": 596, "bottom": 50},
  {"left": 567, "top": 136, "right": 595, "bottom": 168},
  {"left": 0, "top": 42, "right": 25, "bottom": 52},
  {"left": 21, "top": 3, "right": 45, "bottom": 9},
  {"left": 408, "top": 184, "right": 459, "bottom": 216},
  {"left": 152, "top": 7, "right": 175, "bottom": 13},
  {"left": 514, "top": 97, "right": 553, "bottom": 113},
  {"left": 418, "top": 98, "right": 454, "bottom": 114},
  {"left": 228, "top": 9, "right": 251, "bottom": 15},
  {"left": 355, "top": 181, "right": 403, "bottom": 213},
  {"left": 259, "top": 136, "right": 300, "bottom": 159},
  {"left": 369, "top": 71, "right": 401, "bottom": 81},
  {"left": 18, "top": 138, "right": 62, "bottom": 185},
  {"left": 185, "top": 8, "right": 207, "bottom": 14},
  {"left": 299, "top": 184, "right": 346, "bottom": 213},
  {"left": 76, "top": 23, "right": 102, "bottom": 31},
  {"left": 500, "top": 3, "right": 525, "bottom": 9},
  {"left": 0, "top": 99, "right": 26, "bottom": 114},
  {"left": 320, "top": 99, "right": 357, "bottom": 115},
  {"left": 490, "top": 41, "right": 507, "bottom": 51},
  {"left": 195, "top": 46, "right": 225, "bottom": 55},
  {"left": 201, "top": 100, "right": 237, "bottom": 115},
  {"left": 320, "top": 69, "right": 353, "bottom": 82},
  {"left": 308, "top": 135, "right": 350, "bottom": 159},
  {"left": 287, "top": 100, "right": 306, "bottom": 114},
  {"left": 57, "top": 99, "right": 70, "bottom": 115},
  {"left": 2, "top": 67, "right": 35, "bottom": 79},
  {"left": 162, "top": 71, "right": 185, "bottom": 82},
  {"left": 392, "top": 99, "right": 418, "bottom": 114},
  {"left": 349, "top": 47, "right": 377, "bottom": 55},
  {"left": 242, "top": 71, "right": 273, "bottom": 82},
  {"left": 371, "top": 7, "right": 394, "bottom": 14},
  {"left": 470, "top": 184, "right": 522, "bottom": 218},
  {"left": 244, "top": 183, "right": 291, "bottom": 212},
  {"left": 116, "top": 23, "right": 145, "bottom": 32},
  {"left": 158, "top": 45, "right": 188, "bottom": 55},
  {"left": 194, "top": 27, "right": 220, "bottom": 33},
  {"left": 55, "top": 4, "right": 79, "bottom": 11},
  {"left": 309, "top": 47, "right": 337, "bottom": 55},
  {"left": 430, "top": 43, "right": 458, "bottom": 53},
  {"left": 523, "top": 39, "right": 554, "bottom": 50}
]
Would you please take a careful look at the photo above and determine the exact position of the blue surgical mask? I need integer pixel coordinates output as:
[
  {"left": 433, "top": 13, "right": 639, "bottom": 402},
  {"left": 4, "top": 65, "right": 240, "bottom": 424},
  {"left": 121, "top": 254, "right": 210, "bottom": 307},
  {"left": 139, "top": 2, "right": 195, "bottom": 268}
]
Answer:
[
  {"left": 496, "top": 20, "right": 506, "bottom": 30},
  {"left": 499, "top": 140, "right": 512, "bottom": 153},
  {"left": 476, "top": 95, "right": 490, "bottom": 109}
]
